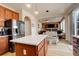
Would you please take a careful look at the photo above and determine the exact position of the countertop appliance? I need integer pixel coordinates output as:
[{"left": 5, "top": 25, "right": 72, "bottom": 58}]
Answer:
[{"left": 4, "top": 19, "right": 19, "bottom": 52}]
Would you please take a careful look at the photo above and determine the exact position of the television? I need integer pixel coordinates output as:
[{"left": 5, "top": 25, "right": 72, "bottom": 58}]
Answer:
[{"left": 48, "top": 24, "right": 55, "bottom": 28}]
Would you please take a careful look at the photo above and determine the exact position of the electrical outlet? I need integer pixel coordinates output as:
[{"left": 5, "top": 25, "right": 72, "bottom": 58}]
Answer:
[{"left": 23, "top": 49, "right": 27, "bottom": 55}]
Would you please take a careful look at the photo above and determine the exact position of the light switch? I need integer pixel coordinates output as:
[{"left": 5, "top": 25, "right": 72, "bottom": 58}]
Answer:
[{"left": 23, "top": 49, "right": 27, "bottom": 55}]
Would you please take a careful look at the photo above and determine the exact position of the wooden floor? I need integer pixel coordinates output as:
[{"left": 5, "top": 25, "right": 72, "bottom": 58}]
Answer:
[{"left": 2, "top": 39, "right": 73, "bottom": 56}]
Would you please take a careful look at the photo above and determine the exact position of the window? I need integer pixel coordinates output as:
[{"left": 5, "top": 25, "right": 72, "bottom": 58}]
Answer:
[
  {"left": 72, "top": 8, "right": 79, "bottom": 35},
  {"left": 60, "top": 19, "right": 65, "bottom": 33}
]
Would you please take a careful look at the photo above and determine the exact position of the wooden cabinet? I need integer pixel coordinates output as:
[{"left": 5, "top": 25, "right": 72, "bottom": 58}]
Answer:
[
  {"left": 0, "top": 5, "right": 19, "bottom": 27},
  {"left": 0, "top": 6, "right": 5, "bottom": 27},
  {"left": 0, "top": 6, "right": 5, "bottom": 21},
  {"left": 42, "top": 23, "right": 47, "bottom": 29},
  {"left": 73, "top": 37, "right": 79, "bottom": 56},
  {"left": 0, "top": 21, "right": 4, "bottom": 27},
  {"left": 0, "top": 36, "right": 8, "bottom": 55},
  {"left": 12, "top": 12, "right": 19, "bottom": 20},
  {"left": 42, "top": 23, "right": 59, "bottom": 29},
  {"left": 44, "top": 39, "right": 48, "bottom": 55},
  {"left": 5, "top": 9, "right": 19, "bottom": 21},
  {"left": 37, "top": 40, "right": 44, "bottom": 51},
  {"left": 15, "top": 39, "right": 48, "bottom": 56},
  {"left": 15, "top": 43, "right": 36, "bottom": 56},
  {"left": 37, "top": 39, "right": 48, "bottom": 56},
  {"left": 5, "top": 9, "right": 13, "bottom": 20},
  {"left": 37, "top": 40, "right": 45, "bottom": 56},
  {"left": 38, "top": 46, "right": 44, "bottom": 56}
]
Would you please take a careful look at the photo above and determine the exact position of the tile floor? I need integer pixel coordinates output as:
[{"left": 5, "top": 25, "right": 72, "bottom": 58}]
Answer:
[
  {"left": 47, "top": 40, "right": 73, "bottom": 56},
  {"left": 2, "top": 39, "right": 73, "bottom": 56}
]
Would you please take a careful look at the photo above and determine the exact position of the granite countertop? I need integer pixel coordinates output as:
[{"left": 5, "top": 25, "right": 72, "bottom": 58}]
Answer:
[
  {"left": 0, "top": 35, "right": 9, "bottom": 37},
  {"left": 73, "top": 35, "right": 79, "bottom": 38},
  {"left": 10, "top": 35, "right": 47, "bottom": 46}
]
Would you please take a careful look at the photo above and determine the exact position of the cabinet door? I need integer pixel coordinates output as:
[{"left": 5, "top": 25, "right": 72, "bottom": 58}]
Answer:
[
  {"left": 0, "top": 6, "right": 5, "bottom": 27},
  {"left": 0, "top": 37, "right": 8, "bottom": 50},
  {"left": 44, "top": 39, "right": 48, "bottom": 55},
  {"left": 15, "top": 43, "right": 36, "bottom": 56},
  {"left": 12, "top": 12, "right": 19, "bottom": 20},
  {"left": 5, "top": 9, "right": 13, "bottom": 20},
  {"left": 38, "top": 46, "right": 44, "bottom": 56},
  {"left": 0, "top": 6, "right": 5, "bottom": 21},
  {"left": 37, "top": 40, "right": 45, "bottom": 56},
  {"left": 0, "top": 37, "right": 8, "bottom": 55}
]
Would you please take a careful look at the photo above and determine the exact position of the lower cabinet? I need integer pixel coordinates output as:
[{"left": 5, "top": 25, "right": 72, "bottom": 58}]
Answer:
[
  {"left": 37, "top": 40, "right": 45, "bottom": 56},
  {"left": 73, "top": 37, "right": 79, "bottom": 56},
  {"left": 44, "top": 39, "right": 48, "bottom": 55},
  {"left": 15, "top": 43, "right": 36, "bottom": 56},
  {"left": 15, "top": 39, "right": 48, "bottom": 56},
  {"left": 38, "top": 46, "right": 44, "bottom": 56},
  {"left": 0, "top": 36, "right": 8, "bottom": 55}
]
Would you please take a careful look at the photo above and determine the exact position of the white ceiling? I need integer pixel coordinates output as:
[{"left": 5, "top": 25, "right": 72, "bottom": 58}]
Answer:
[
  {"left": 30, "top": 3, "right": 72, "bottom": 18},
  {"left": 39, "top": 16, "right": 63, "bottom": 23},
  {"left": 2, "top": 3, "right": 72, "bottom": 22}
]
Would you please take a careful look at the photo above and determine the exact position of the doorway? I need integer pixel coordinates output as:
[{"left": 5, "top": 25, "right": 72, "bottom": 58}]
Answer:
[{"left": 24, "top": 16, "right": 31, "bottom": 36}]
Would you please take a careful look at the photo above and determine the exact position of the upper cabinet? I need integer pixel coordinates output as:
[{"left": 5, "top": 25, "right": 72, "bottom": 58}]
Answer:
[
  {"left": 0, "top": 5, "right": 19, "bottom": 27},
  {"left": 0, "top": 6, "right": 5, "bottom": 21},
  {"left": 12, "top": 12, "right": 19, "bottom": 21},
  {"left": 5, "top": 8, "right": 19, "bottom": 21},
  {"left": 5, "top": 9, "right": 13, "bottom": 20},
  {"left": 0, "top": 6, "right": 5, "bottom": 27}
]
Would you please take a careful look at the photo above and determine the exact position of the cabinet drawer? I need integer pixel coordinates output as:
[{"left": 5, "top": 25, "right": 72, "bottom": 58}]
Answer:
[{"left": 37, "top": 40, "right": 44, "bottom": 51}]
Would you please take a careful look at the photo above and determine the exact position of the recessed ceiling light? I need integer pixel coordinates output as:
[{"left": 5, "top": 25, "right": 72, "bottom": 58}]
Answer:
[
  {"left": 34, "top": 11, "right": 39, "bottom": 15},
  {"left": 26, "top": 4, "right": 31, "bottom": 8},
  {"left": 46, "top": 10, "right": 49, "bottom": 12}
]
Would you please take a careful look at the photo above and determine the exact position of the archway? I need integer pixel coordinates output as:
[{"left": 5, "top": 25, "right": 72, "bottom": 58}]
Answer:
[{"left": 24, "top": 16, "right": 31, "bottom": 36}]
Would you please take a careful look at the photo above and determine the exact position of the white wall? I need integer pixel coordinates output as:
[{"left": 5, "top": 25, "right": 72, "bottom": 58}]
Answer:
[
  {"left": 65, "top": 14, "right": 72, "bottom": 44},
  {"left": 21, "top": 9, "right": 38, "bottom": 35},
  {"left": 64, "top": 4, "right": 79, "bottom": 44},
  {"left": 60, "top": 19, "right": 66, "bottom": 33}
]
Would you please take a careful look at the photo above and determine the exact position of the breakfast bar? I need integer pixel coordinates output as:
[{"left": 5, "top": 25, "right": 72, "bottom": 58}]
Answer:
[{"left": 11, "top": 35, "right": 48, "bottom": 56}]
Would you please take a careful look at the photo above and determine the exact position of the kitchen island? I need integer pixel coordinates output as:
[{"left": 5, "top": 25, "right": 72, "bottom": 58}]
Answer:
[{"left": 11, "top": 35, "right": 48, "bottom": 56}]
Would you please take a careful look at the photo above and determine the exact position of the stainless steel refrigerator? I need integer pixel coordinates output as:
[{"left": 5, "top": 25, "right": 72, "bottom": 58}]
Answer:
[
  {"left": 18, "top": 21, "right": 25, "bottom": 38},
  {"left": 4, "top": 19, "right": 19, "bottom": 52}
]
